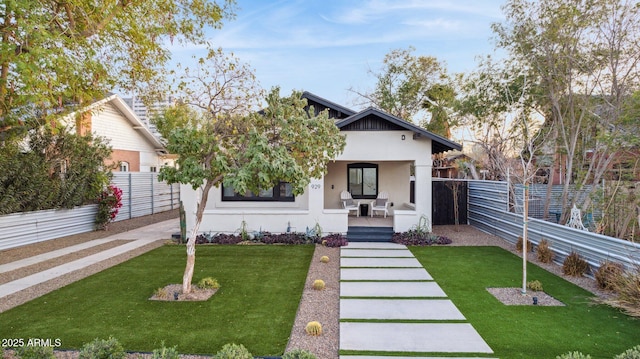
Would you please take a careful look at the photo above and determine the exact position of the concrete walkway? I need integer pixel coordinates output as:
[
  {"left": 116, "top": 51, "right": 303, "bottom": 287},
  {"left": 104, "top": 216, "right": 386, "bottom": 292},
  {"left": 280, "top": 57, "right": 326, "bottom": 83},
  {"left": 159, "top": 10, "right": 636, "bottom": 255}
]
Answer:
[
  {"left": 340, "top": 242, "right": 495, "bottom": 359},
  {"left": 0, "top": 219, "right": 178, "bottom": 300}
]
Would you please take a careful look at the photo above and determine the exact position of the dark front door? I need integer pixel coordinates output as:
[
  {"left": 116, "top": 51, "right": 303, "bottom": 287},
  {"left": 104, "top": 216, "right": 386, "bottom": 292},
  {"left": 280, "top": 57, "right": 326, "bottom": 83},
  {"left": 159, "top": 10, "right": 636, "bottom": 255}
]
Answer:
[{"left": 348, "top": 163, "right": 378, "bottom": 199}]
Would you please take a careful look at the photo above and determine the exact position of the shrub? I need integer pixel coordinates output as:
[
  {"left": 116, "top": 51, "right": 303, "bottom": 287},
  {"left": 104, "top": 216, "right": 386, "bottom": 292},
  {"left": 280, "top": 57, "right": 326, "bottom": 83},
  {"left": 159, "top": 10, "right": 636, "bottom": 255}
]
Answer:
[
  {"left": 536, "top": 239, "right": 554, "bottom": 263},
  {"left": 261, "top": 232, "right": 311, "bottom": 245},
  {"left": 321, "top": 233, "right": 348, "bottom": 247},
  {"left": 214, "top": 343, "right": 252, "bottom": 359},
  {"left": 152, "top": 342, "right": 180, "bottom": 359},
  {"left": 196, "top": 233, "right": 243, "bottom": 245},
  {"left": 305, "top": 321, "right": 323, "bottom": 336},
  {"left": 78, "top": 337, "right": 125, "bottom": 359},
  {"left": 392, "top": 232, "right": 452, "bottom": 246},
  {"left": 95, "top": 185, "right": 123, "bottom": 230},
  {"left": 154, "top": 287, "right": 169, "bottom": 300},
  {"left": 606, "top": 265, "right": 640, "bottom": 317},
  {"left": 595, "top": 260, "right": 624, "bottom": 291},
  {"left": 527, "top": 280, "right": 544, "bottom": 292},
  {"left": 320, "top": 255, "right": 330, "bottom": 263},
  {"left": 615, "top": 345, "right": 640, "bottom": 359},
  {"left": 14, "top": 346, "right": 55, "bottom": 359},
  {"left": 312, "top": 279, "right": 326, "bottom": 290},
  {"left": 556, "top": 352, "right": 591, "bottom": 359},
  {"left": 198, "top": 277, "right": 220, "bottom": 290},
  {"left": 282, "top": 348, "right": 318, "bottom": 359},
  {"left": 563, "top": 252, "right": 589, "bottom": 277},
  {"left": 515, "top": 236, "right": 532, "bottom": 252}
]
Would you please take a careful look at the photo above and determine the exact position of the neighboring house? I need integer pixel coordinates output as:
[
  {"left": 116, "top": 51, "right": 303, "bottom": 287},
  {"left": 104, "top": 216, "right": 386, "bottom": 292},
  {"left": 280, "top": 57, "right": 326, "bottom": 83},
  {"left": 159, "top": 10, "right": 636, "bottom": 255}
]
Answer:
[
  {"left": 181, "top": 92, "right": 462, "bottom": 235},
  {"left": 122, "top": 95, "right": 175, "bottom": 139},
  {"left": 63, "top": 94, "right": 169, "bottom": 172},
  {"left": 432, "top": 151, "right": 475, "bottom": 179}
]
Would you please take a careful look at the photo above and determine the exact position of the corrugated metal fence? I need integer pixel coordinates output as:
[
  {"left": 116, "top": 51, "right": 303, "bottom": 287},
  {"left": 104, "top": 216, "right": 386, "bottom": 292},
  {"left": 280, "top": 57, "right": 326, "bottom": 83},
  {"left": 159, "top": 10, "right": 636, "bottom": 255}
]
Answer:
[
  {"left": 111, "top": 172, "right": 180, "bottom": 221},
  {"left": 0, "top": 173, "right": 180, "bottom": 251},
  {"left": 512, "top": 183, "right": 599, "bottom": 222},
  {"left": 467, "top": 180, "right": 640, "bottom": 272}
]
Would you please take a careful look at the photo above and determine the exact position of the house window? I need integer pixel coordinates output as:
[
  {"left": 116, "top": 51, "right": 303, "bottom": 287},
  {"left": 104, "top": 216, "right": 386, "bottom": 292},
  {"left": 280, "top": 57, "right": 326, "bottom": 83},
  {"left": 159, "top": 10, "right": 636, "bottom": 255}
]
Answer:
[
  {"left": 348, "top": 163, "right": 378, "bottom": 199},
  {"left": 222, "top": 182, "right": 294, "bottom": 202},
  {"left": 120, "top": 161, "right": 129, "bottom": 172}
]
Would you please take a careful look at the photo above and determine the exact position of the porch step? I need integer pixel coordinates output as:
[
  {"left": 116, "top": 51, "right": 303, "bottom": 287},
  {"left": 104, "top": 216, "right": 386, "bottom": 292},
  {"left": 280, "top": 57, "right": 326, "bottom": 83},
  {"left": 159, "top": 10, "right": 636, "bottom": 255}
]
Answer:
[{"left": 347, "top": 226, "right": 394, "bottom": 242}]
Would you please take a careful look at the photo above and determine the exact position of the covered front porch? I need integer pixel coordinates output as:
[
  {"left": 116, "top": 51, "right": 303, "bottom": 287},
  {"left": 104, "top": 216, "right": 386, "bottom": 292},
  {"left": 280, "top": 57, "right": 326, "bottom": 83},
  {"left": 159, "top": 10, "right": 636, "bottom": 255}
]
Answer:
[{"left": 322, "top": 159, "right": 424, "bottom": 233}]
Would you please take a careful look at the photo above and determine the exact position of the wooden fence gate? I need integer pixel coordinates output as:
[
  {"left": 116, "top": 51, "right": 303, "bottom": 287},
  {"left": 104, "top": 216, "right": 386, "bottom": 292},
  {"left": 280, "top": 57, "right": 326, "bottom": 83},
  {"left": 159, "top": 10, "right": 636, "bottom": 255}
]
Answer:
[{"left": 432, "top": 180, "right": 468, "bottom": 225}]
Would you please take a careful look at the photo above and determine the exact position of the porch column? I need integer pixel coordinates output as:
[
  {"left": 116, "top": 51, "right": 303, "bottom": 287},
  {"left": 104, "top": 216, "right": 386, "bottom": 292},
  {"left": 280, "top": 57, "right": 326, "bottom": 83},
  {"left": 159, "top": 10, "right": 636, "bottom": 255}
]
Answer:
[
  {"left": 308, "top": 177, "right": 324, "bottom": 219},
  {"left": 413, "top": 162, "right": 432, "bottom": 225}
]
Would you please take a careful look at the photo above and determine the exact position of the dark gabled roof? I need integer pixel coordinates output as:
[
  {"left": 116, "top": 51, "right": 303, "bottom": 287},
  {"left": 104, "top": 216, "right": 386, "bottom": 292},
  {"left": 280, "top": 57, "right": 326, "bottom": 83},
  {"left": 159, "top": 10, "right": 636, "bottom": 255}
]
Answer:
[
  {"left": 336, "top": 107, "right": 462, "bottom": 154},
  {"left": 299, "top": 91, "right": 462, "bottom": 154},
  {"left": 302, "top": 91, "right": 357, "bottom": 118}
]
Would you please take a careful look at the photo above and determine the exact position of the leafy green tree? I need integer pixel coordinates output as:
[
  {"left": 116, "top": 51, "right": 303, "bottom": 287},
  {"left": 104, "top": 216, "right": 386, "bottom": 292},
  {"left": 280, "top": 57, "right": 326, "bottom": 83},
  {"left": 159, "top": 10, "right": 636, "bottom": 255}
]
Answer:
[
  {"left": 0, "top": 0, "right": 236, "bottom": 144},
  {"left": 351, "top": 47, "right": 452, "bottom": 127},
  {"left": 493, "top": 0, "right": 640, "bottom": 222},
  {"left": 157, "top": 52, "right": 346, "bottom": 293},
  {"left": 422, "top": 83, "right": 456, "bottom": 138},
  {"left": 0, "top": 127, "right": 113, "bottom": 214},
  {"left": 457, "top": 56, "right": 543, "bottom": 183}
]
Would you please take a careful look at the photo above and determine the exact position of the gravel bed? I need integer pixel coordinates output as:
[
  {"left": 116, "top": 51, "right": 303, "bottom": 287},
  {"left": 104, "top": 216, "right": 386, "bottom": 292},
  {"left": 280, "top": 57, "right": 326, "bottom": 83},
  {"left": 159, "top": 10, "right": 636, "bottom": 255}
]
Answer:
[
  {"left": 285, "top": 245, "right": 340, "bottom": 359},
  {"left": 487, "top": 287, "right": 565, "bottom": 306},
  {"left": 0, "top": 240, "right": 132, "bottom": 285}
]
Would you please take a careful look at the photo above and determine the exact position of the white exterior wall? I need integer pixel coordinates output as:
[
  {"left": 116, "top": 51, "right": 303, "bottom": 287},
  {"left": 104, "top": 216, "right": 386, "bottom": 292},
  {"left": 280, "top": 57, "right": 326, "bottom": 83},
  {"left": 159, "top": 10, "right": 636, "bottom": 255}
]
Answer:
[
  {"left": 91, "top": 103, "right": 163, "bottom": 171},
  {"left": 181, "top": 129, "right": 434, "bottom": 237},
  {"left": 185, "top": 178, "right": 348, "bottom": 236}
]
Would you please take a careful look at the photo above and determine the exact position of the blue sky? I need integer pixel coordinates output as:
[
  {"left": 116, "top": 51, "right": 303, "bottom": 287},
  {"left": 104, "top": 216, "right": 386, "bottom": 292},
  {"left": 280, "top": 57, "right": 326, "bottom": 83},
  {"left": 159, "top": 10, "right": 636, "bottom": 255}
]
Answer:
[{"left": 169, "top": 0, "right": 506, "bottom": 110}]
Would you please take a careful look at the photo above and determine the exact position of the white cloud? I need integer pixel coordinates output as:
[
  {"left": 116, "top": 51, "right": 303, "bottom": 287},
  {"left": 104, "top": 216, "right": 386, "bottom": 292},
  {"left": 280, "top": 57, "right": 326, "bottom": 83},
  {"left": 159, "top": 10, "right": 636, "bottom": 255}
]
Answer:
[{"left": 166, "top": 0, "right": 506, "bottom": 106}]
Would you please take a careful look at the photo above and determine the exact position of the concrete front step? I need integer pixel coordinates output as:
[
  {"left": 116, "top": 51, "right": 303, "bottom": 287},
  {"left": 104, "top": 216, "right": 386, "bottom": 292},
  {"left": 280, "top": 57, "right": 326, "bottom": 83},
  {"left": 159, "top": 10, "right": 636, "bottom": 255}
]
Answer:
[
  {"left": 340, "top": 299, "right": 466, "bottom": 320},
  {"left": 345, "top": 242, "right": 406, "bottom": 249},
  {"left": 340, "top": 322, "right": 494, "bottom": 354},
  {"left": 347, "top": 226, "right": 394, "bottom": 242}
]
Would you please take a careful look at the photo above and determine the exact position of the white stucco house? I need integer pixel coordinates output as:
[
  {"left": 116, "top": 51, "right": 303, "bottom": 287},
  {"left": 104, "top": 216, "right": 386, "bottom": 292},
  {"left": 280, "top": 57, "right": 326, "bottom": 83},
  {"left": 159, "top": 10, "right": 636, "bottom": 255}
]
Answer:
[
  {"left": 64, "top": 94, "right": 171, "bottom": 172},
  {"left": 181, "top": 92, "right": 461, "bottom": 237}
]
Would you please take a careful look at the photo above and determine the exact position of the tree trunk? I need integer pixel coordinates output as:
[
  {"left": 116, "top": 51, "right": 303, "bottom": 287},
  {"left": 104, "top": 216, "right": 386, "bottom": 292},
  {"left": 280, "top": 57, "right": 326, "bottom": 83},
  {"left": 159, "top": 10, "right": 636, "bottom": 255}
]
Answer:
[
  {"left": 542, "top": 128, "right": 558, "bottom": 221},
  {"left": 182, "top": 178, "right": 217, "bottom": 294},
  {"left": 182, "top": 218, "right": 200, "bottom": 294}
]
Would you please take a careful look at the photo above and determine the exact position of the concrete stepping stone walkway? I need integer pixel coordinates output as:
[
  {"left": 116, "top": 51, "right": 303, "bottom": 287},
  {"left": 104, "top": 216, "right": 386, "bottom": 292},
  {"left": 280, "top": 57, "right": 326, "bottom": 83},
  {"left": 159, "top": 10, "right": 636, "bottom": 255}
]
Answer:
[
  {"left": 341, "top": 299, "right": 466, "bottom": 320},
  {"left": 339, "top": 242, "right": 495, "bottom": 359},
  {"left": 341, "top": 267, "right": 432, "bottom": 281},
  {"left": 341, "top": 281, "right": 447, "bottom": 297},
  {"left": 341, "top": 257, "right": 423, "bottom": 268}
]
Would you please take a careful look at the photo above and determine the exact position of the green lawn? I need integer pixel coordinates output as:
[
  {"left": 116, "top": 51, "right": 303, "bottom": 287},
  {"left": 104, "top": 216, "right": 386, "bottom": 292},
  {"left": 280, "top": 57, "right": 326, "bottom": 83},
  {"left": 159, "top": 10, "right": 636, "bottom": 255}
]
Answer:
[
  {"left": 411, "top": 246, "right": 640, "bottom": 359},
  {"left": 0, "top": 245, "right": 314, "bottom": 356}
]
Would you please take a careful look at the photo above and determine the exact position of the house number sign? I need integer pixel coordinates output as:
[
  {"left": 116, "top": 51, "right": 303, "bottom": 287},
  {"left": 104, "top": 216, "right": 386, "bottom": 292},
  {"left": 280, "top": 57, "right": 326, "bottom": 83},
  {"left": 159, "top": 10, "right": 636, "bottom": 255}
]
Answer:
[{"left": 311, "top": 184, "right": 321, "bottom": 189}]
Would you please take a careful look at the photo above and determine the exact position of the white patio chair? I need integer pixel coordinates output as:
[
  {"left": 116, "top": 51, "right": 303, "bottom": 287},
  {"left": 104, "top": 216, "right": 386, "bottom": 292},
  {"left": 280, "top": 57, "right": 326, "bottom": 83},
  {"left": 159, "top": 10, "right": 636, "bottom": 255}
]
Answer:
[
  {"left": 370, "top": 191, "right": 390, "bottom": 218},
  {"left": 340, "top": 190, "right": 360, "bottom": 217}
]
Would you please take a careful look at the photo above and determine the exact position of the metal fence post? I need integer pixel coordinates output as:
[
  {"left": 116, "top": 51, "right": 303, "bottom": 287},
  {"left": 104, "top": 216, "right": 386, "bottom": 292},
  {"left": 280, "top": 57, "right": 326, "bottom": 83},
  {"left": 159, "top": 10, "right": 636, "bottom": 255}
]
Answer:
[
  {"left": 151, "top": 173, "right": 155, "bottom": 215},
  {"left": 128, "top": 173, "right": 132, "bottom": 219}
]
